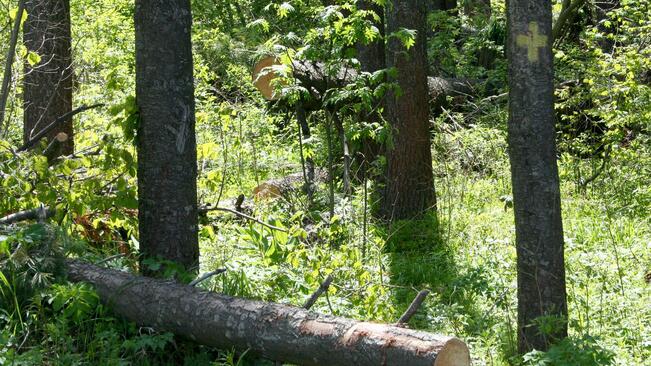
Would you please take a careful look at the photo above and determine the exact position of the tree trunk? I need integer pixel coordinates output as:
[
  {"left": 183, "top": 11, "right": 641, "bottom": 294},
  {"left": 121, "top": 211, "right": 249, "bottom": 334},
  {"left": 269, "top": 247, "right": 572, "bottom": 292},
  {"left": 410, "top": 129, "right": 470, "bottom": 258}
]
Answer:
[
  {"left": 0, "top": 0, "right": 25, "bottom": 136},
  {"left": 506, "top": 0, "right": 568, "bottom": 353},
  {"left": 357, "top": 0, "right": 386, "bottom": 74},
  {"left": 381, "top": 0, "right": 436, "bottom": 220},
  {"left": 356, "top": 0, "right": 386, "bottom": 179},
  {"left": 464, "top": 0, "right": 491, "bottom": 19},
  {"left": 134, "top": 0, "right": 199, "bottom": 274},
  {"left": 23, "top": 0, "right": 73, "bottom": 156},
  {"left": 66, "top": 260, "right": 471, "bottom": 366}
]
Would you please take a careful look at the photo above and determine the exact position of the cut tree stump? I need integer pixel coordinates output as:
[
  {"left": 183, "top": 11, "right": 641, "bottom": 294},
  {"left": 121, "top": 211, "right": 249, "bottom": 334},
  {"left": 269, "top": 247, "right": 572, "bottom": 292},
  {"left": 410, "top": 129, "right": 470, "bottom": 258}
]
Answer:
[{"left": 66, "top": 260, "right": 471, "bottom": 366}]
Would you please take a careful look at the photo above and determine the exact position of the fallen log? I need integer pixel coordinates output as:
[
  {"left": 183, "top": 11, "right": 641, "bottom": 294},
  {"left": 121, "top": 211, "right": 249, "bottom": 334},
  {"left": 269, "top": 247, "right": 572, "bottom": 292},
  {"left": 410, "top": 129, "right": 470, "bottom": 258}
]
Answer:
[
  {"left": 66, "top": 260, "right": 471, "bottom": 366},
  {"left": 252, "top": 56, "right": 478, "bottom": 111},
  {"left": 0, "top": 205, "right": 55, "bottom": 225}
]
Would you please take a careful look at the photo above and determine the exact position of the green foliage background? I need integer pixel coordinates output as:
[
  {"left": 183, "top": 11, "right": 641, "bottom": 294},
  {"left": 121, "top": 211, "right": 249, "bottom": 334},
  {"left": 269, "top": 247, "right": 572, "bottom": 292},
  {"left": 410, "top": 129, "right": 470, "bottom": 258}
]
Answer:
[{"left": 0, "top": 0, "right": 649, "bottom": 365}]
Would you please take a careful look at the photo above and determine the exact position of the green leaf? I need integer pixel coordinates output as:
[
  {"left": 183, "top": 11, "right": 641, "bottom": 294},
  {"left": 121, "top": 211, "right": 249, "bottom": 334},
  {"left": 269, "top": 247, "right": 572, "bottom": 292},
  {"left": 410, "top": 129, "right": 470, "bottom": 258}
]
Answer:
[
  {"left": 278, "top": 2, "right": 295, "bottom": 18},
  {"left": 27, "top": 51, "right": 41, "bottom": 66}
]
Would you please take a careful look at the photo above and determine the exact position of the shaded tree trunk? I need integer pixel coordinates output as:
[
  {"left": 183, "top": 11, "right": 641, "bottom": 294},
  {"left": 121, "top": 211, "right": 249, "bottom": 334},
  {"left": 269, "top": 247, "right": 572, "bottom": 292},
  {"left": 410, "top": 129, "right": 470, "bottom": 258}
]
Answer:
[
  {"left": 66, "top": 260, "right": 471, "bottom": 366},
  {"left": 23, "top": 0, "right": 73, "bottom": 155},
  {"left": 506, "top": 0, "right": 568, "bottom": 353},
  {"left": 464, "top": 0, "right": 491, "bottom": 19},
  {"left": 381, "top": 0, "right": 436, "bottom": 220},
  {"left": 135, "top": 0, "right": 199, "bottom": 274},
  {"left": 356, "top": 0, "right": 386, "bottom": 180}
]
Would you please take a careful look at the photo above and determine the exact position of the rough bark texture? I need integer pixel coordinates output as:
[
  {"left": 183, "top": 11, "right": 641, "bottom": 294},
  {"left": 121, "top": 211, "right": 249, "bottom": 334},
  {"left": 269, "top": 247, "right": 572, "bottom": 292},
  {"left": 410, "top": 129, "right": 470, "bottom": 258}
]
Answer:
[
  {"left": 506, "top": 0, "right": 568, "bottom": 353},
  {"left": 23, "top": 0, "right": 73, "bottom": 155},
  {"left": 381, "top": 0, "right": 436, "bottom": 220},
  {"left": 135, "top": 0, "right": 199, "bottom": 274},
  {"left": 357, "top": 0, "right": 386, "bottom": 74},
  {"left": 253, "top": 57, "right": 477, "bottom": 112},
  {"left": 356, "top": 0, "right": 386, "bottom": 179},
  {"left": 66, "top": 260, "right": 471, "bottom": 366},
  {"left": 464, "top": 0, "right": 491, "bottom": 18}
]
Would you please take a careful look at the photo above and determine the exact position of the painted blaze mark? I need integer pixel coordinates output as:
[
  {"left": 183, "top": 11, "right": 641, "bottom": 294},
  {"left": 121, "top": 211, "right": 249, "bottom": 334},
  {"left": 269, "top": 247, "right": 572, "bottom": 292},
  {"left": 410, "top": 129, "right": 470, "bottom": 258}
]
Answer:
[{"left": 516, "top": 22, "right": 548, "bottom": 63}]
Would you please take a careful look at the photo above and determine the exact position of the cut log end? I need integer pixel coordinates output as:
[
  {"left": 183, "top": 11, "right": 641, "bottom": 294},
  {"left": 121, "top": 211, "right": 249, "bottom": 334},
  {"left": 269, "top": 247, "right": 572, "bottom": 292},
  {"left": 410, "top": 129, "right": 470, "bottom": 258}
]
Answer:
[
  {"left": 54, "top": 132, "right": 69, "bottom": 142},
  {"left": 252, "top": 56, "right": 280, "bottom": 100},
  {"left": 434, "top": 337, "right": 471, "bottom": 366}
]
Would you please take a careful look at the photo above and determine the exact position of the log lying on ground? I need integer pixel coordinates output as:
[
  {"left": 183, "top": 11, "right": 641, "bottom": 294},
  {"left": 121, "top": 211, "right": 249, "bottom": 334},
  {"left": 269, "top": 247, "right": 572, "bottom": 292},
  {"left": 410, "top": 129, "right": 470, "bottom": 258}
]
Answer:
[
  {"left": 66, "top": 260, "right": 471, "bottom": 366},
  {"left": 253, "top": 56, "right": 478, "bottom": 111},
  {"left": 0, "top": 206, "right": 55, "bottom": 225}
]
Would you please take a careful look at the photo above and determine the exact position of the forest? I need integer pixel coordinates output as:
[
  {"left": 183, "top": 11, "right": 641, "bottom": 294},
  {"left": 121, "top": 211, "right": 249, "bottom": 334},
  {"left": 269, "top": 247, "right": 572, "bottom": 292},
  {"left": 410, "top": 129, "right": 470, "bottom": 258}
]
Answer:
[{"left": 0, "top": 0, "right": 649, "bottom": 365}]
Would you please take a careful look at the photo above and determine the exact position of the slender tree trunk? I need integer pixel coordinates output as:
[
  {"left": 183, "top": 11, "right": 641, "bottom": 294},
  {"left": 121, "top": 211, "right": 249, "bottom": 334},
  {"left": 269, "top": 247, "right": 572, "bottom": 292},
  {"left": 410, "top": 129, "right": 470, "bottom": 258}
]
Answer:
[
  {"left": 23, "top": 0, "right": 73, "bottom": 155},
  {"left": 0, "top": 0, "right": 25, "bottom": 136},
  {"left": 135, "top": 0, "right": 199, "bottom": 275},
  {"left": 381, "top": 0, "right": 436, "bottom": 220},
  {"left": 506, "top": 0, "right": 568, "bottom": 353}
]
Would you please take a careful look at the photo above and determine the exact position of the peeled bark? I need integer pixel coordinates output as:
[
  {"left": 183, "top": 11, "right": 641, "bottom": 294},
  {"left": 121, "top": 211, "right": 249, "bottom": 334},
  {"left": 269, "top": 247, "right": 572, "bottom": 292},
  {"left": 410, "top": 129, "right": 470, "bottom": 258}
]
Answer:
[
  {"left": 23, "top": 0, "right": 74, "bottom": 156},
  {"left": 66, "top": 260, "right": 471, "bottom": 366},
  {"left": 135, "top": 0, "right": 199, "bottom": 273}
]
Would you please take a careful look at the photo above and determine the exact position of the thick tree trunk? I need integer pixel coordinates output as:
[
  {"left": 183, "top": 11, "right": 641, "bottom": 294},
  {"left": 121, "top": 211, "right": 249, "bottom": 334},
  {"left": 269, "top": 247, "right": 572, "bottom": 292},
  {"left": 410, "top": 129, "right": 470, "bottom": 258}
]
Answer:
[
  {"left": 66, "top": 260, "right": 471, "bottom": 366},
  {"left": 381, "top": 0, "right": 436, "bottom": 220},
  {"left": 23, "top": 0, "right": 73, "bottom": 155},
  {"left": 135, "top": 0, "right": 199, "bottom": 274},
  {"left": 506, "top": 0, "right": 568, "bottom": 353}
]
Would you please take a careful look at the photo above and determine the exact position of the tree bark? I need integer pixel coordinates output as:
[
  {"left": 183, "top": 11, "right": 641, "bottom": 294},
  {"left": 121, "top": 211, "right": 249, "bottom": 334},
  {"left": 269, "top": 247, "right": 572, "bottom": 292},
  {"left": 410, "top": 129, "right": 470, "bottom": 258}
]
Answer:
[
  {"left": 66, "top": 260, "right": 471, "bottom": 366},
  {"left": 506, "top": 0, "right": 568, "bottom": 353},
  {"left": 23, "top": 0, "right": 74, "bottom": 156},
  {"left": 356, "top": 0, "right": 386, "bottom": 179},
  {"left": 135, "top": 0, "right": 199, "bottom": 274},
  {"left": 381, "top": 0, "right": 436, "bottom": 220}
]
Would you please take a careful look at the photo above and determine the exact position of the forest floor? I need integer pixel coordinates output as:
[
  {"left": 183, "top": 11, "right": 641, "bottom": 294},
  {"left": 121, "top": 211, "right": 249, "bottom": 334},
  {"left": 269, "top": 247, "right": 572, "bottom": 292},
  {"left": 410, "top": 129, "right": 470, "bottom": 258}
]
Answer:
[{"left": 195, "top": 123, "right": 651, "bottom": 365}]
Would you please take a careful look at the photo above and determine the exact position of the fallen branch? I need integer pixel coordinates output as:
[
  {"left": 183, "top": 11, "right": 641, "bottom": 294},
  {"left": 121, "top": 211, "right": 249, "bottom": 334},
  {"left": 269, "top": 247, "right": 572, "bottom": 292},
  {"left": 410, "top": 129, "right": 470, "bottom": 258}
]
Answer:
[
  {"left": 199, "top": 206, "right": 288, "bottom": 232},
  {"left": 189, "top": 268, "right": 227, "bottom": 287},
  {"left": 303, "top": 275, "right": 333, "bottom": 310},
  {"left": 0, "top": 206, "right": 55, "bottom": 225},
  {"left": 18, "top": 104, "right": 104, "bottom": 152},
  {"left": 66, "top": 260, "right": 471, "bottom": 366},
  {"left": 397, "top": 290, "right": 430, "bottom": 326}
]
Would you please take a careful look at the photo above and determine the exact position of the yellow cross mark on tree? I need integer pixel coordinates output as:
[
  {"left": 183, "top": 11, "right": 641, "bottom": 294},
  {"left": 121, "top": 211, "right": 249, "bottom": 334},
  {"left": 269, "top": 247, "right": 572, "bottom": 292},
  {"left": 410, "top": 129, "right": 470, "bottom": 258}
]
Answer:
[{"left": 516, "top": 22, "right": 548, "bottom": 63}]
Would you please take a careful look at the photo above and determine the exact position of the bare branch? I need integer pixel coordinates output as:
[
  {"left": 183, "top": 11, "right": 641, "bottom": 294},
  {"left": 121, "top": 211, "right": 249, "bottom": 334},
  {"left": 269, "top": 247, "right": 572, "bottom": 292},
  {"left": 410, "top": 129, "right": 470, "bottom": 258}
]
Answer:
[
  {"left": 189, "top": 268, "right": 227, "bottom": 287},
  {"left": 18, "top": 103, "right": 104, "bottom": 152},
  {"left": 303, "top": 275, "right": 333, "bottom": 310},
  {"left": 200, "top": 205, "right": 288, "bottom": 232},
  {"left": 396, "top": 290, "right": 430, "bottom": 326}
]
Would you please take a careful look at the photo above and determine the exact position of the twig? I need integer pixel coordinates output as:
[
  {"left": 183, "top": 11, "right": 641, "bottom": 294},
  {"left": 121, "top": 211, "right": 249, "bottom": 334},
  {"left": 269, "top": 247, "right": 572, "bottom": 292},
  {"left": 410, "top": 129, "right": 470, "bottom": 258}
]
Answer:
[
  {"left": 0, "top": 0, "right": 25, "bottom": 137},
  {"left": 95, "top": 253, "right": 127, "bottom": 266},
  {"left": 303, "top": 275, "right": 333, "bottom": 310},
  {"left": 189, "top": 268, "right": 227, "bottom": 287},
  {"left": 579, "top": 148, "right": 611, "bottom": 189},
  {"left": 0, "top": 206, "right": 55, "bottom": 225},
  {"left": 18, "top": 104, "right": 104, "bottom": 152},
  {"left": 396, "top": 290, "right": 430, "bottom": 326},
  {"left": 199, "top": 206, "right": 288, "bottom": 232}
]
